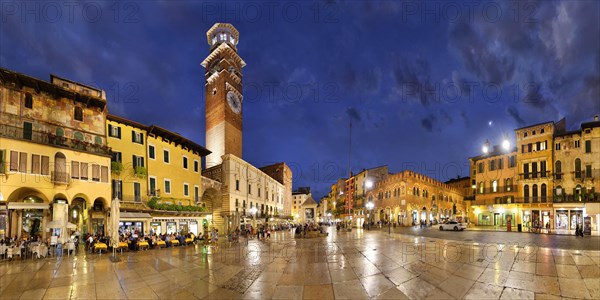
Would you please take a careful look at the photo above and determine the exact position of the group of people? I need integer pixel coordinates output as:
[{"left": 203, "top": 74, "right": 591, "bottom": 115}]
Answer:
[{"left": 294, "top": 223, "right": 327, "bottom": 237}]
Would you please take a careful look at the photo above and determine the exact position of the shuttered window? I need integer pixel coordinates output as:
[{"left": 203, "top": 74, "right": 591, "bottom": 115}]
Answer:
[
  {"left": 71, "top": 161, "right": 80, "bottom": 179},
  {"left": 92, "top": 164, "right": 100, "bottom": 181},
  {"left": 101, "top": 166, "right": 108, "bottom": 183},
  {"left": 10, "top": 151, "right": 18, "bottom": 171},
  {"left": 19, "top": 152, "right": 27, "bottom": 173},
  {"left": 41, "top": 156, "right": 49, "bottom": 175},
  {"left": 31, "top": 154, "right": 40, "bottom": 174},
  {"left": 0, "top": 150, "right": 5, "bottom": 174},
  {"left": 80, "top": 163, "right": 88, "bottom": 180}
]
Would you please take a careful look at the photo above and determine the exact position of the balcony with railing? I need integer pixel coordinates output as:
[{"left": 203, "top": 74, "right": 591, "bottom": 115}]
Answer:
[
  {"left": 477, "top": 185, "right": 518, "bottom": 194},
  {"left": 554, "top": 193, "right": 599, "bottom": 203},
  {"left": 518, "top": 171, "right": 551, "bottom": 180},
  {"left": 51, "top": 171, "right": 70, "bottom": 184},
  {"left": 0, "top": 124, "right": 110, "bottom": 156},
  {"left": 514, "top": 197, "right": 550, "bottom": 204}
]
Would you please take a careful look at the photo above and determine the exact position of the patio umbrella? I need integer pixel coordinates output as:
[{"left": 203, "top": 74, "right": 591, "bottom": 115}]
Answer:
[{"left": 109, "top": 198, "right": 120, "bottom": 248}]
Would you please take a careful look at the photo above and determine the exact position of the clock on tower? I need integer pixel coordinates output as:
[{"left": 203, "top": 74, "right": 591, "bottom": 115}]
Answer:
[{"left": 202, "top": 23, "right": 246, "bottom": 167}]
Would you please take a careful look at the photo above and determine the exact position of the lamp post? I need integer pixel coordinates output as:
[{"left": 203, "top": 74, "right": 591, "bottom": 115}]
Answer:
[{"left": 365, "top": 201, "right": 374, "bottom": 231}]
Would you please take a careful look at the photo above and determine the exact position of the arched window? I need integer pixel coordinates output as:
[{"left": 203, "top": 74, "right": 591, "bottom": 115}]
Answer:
[
  {"left": 555, "top": 161, "right": 562, "bottom": 180},
  {"left": 524, "top": 184, "right": 530, "bottom": 201},
  {"left": 575, "top": 158, "right": 582, "bottom": 178},
  {"left": 492, "top": 180, "right": 498, "bottom": 192},
  {"left": 505, "top": 178, "right": 512, "bottom": 192},
  {"left": 541, "top": 183, "right": 547, "bottom": 202},
  {"left": 479, "top": 182, "right": 484, "bottom": 194},
  {"left": 532, "top": 184, "right": 538, "bottom": 202}
]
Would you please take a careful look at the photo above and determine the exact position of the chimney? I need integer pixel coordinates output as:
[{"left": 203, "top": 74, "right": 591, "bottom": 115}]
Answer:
[{"left": 595, "top": 115, "right": 599, "bottom": 122}]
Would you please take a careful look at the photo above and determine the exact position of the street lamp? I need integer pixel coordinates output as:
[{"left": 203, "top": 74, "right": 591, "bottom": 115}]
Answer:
[
  {"left": 365, "top": 201, "right": 374, "bottom": 231},
  {"left": 502, "top": 139, "right": 510, "bottom": 150},
  {"left": 482, "top": 139, "right": 490, "bottom": 154}
]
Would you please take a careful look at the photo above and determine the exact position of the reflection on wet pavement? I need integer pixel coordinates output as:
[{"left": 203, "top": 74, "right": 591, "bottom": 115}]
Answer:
[{"left": 0, "top": 228, "right": 598, "bottom": 299}]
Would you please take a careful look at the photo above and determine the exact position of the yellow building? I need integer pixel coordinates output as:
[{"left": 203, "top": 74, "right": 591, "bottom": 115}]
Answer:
[
  {"left": 106, "top": 115, "right": 212, "bottom": 236},
  {"left": 469, "top": 146, "right": 519, "bottom": 227},
  {"left": 0, "top": 68, "right": 111, "bottom": 239},
  {"left": 515, "top": 121, "right": 557, "bottom": 231}
]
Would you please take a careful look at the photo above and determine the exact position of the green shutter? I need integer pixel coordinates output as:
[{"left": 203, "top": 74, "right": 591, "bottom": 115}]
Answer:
[
  {"left": 132, "top": 155, "right": 137, "bottom": 168},
  {"left": 0, "top": 150, "right": 5, "bottom": 174},
  {"left": 132, "top": 130, "right": 135, "bottom": 142},
  {"left": 108, "top": 124, "right": 113, "bottom": 136},
  {"left": 117, "top": 127, "right": 121, "bottom": 138}
]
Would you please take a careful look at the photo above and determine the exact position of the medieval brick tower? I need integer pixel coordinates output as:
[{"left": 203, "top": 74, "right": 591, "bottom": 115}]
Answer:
[{"left": 202, "top": 23, "right": 245, "bottom": 168}]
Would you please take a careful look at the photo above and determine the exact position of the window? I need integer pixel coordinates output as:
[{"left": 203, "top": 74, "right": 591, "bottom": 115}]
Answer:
[
  {"left": 248, "top": 184, "right": 252, "bottom": 194},
  {"left": 541, "top": 128, "right": 545, "bottom": 133},
  {"left": 183, "top": 183, "right": 189, "bottom": 196},
  {"left": 23, "top": 122, "right": 32, "bottom": 140},
  {"left": 41, "top": 156, "right": 49, "bottom": 175},
  {"left": 80, "top": 163, "right": 88, "bottom": 180},
  {"left": 25, "top": 93, "right": 33, "bottom": 108},
  {"left": 258, "top": 188, "right": 261, "bottom": 197},
  {"left": 477, "top": 163, "right": 483, "bottom": 173},
  {"left": 19, "top": 152, "right": 27, "bottom": 173},
  {"left": 541, "top": 184, "right": 547, "bottom": 201},
  {"left": 134, "top": 182, "right": 141, "bottom": 202},
  {"left": 524, "top": 132, "right": 528, "bottom": 137},
  {"left": 492, "top": 180, "right": 498, "bottom": 192},
  {"left": 505, "top": 179, "right": 512, "bottom": 192},
  {"left": 555, "top": 143, "right": 561, "bottom": 150},
  {"left": 164, "top": 179, "right": 171, "bottom": 194},
  {"left": 111, "top": 152, "right": 122, "bottom": 163},
  {"left": 523, "top": 184, "right": 529, "bottom": 201},
  {"left": 235, "top": 179, "right": 240, "bottom": 191},
  {"left": 523, "top": 163, "right": 529, "bottom": 179},
  {"left": 0, "top": 150, "right": 6, "bottom": 174},
  {"left": 489, "top": 160, "right": 496, "bottom": 171},
  {"left": 132, "top": 155, "right": 144, "bottom": 168},
  {"left": 498, "top": 158, "right": 503, "bottom": 170},
  {"left": 183, "top": 156, "right": 188, "bottom": 169},
  {"left": 509, "top": 156, "right": 516, "bottom": 168},
  {"left": 112, "top": 180, "right": 122, "bottom": 200},
  {"left": 132, "top": 131, "right": 144, "bottom": 144},
  {"left": 575, "top": 140, "right": 580, "bottom": 148},
  {"left": 101, "top": 166, "right": 108, "bottom": 182},
  {"left": 74, "top": 107, "right": 83, "bottom": 121},
  {"left": 532, "top": 184, "right": 538, "bottom": 201},
  {"left": 528, "top": 143, "right": 532, "bottom": 152},
  {"left": 555, "top": 161, "right": 562, "bottom": 180},
  {"left": 31, "top": 154, "right": 40, "bottom": 174},
  {"left": 479, "top": 182, "right": 484, "bottom": 194},
  {"left": 575, "top": 158, "right": 582, "bottom": 179},
  {"left": 92, "top": 164, "right": 100, "bottom": 181},
  {"left": 540, "top": 161, "right": 547, "bottom": 177},
  {"left": 71, "top": 161, "right": 80, "bottom": 179},
  {"left": 148, "top": 145, "right": 155, "bottom": 159},
  {"left": 585, "top": 140, "right": 591, "bottom": 153},
  {"left": 532, "top": 162, "right": 538, "bottom": 178},
  {"left": 586, "top": 165, "right": 592, "bottom": 178},
  {"left": 539, "top": 141, "right": 546, "bottom": 151},
  {"left": 163, "top": 150, "right": 170, "bottom": 163},
  {"left": 149, "top": 177, "right": 157, "bottom": 196},
  {"left": 532, "top": 130, "right": 536, "bottom": 135},
  {"left": 108, "top": 124, "right": 121, "bottom": 138},
  {"left": 194, "top": 160, "right": 199, "bottom": 172}
]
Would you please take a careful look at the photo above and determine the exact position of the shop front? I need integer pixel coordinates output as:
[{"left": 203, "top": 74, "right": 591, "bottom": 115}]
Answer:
[
  {"left": 7, "top": 197, "right": 50, "bottom": 239},
  {"left": 151, "top": 216, "right": 210, "bottom": 236},
  {"left": 119, "top": 212, "right": 152, "bottom": 236},
  {"left": 553, "top": 204, "right": 586, "bottom": 234}
]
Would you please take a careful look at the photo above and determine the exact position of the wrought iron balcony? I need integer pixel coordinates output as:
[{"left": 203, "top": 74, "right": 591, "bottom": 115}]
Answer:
[{"left": 0, "top": 124, "right": 110, "bottom": 156}]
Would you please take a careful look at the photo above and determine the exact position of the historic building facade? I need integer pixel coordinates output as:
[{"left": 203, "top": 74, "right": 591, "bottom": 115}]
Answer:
[
  {"left": 469, "top": 147, "right": 519, "bottom": 227},
  {"left": 366, "top": 170, "right": 466, "bottom": 226},
  {"left": 200, "top": 23, "right": 293, "bottom": 233},
  {"left": 0, "top": 69, "right": 111, "bottom": 239}
]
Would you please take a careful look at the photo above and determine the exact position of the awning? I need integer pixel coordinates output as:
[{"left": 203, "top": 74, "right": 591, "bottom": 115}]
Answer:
[
  {"left": 7, "top": 202, "right": 49, "bottom": 210},
  {"left": 120, "top": 212, "right": 152, "bottom": 219}
]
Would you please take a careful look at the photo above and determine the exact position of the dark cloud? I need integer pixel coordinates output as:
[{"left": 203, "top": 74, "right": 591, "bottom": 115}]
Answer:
[
  {"left": 346, "top": 107, "right": 361, "bottom": 122},
  {"left": 421, "top": 115, "right": 435, "bottom": 132},
  {"left": 507, "top": 106, "right": 526, "bottom": 127}
]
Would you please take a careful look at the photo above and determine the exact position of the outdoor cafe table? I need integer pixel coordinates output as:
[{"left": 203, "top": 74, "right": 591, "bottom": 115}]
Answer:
[
  {"left": 185, "top": 238, "right": 193, "bottom": 245},
  {"left": 169, "top": 240, "right": 179, "bottom": 246},
  {"left": 137, "top": 241, "right": 149, "bottom": 250},
  {"left": 94, "top": 243, "right": 108, "bottom": 253},
  {"left": 156, "top": 241, "right": 166, "bottom": 248},
  {"left": 0, "top": 245, "right": 7, "bottom": 259}
]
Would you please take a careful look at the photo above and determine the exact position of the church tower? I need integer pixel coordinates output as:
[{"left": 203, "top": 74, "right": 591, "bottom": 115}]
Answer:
[{"left": 202, "top": 23, "right": 245, "bottom": 167}]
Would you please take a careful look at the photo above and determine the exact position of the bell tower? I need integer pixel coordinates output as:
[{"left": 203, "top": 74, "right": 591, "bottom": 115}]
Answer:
[{"left": 202, "top": 23, "right": 245, "bottom": 167}]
